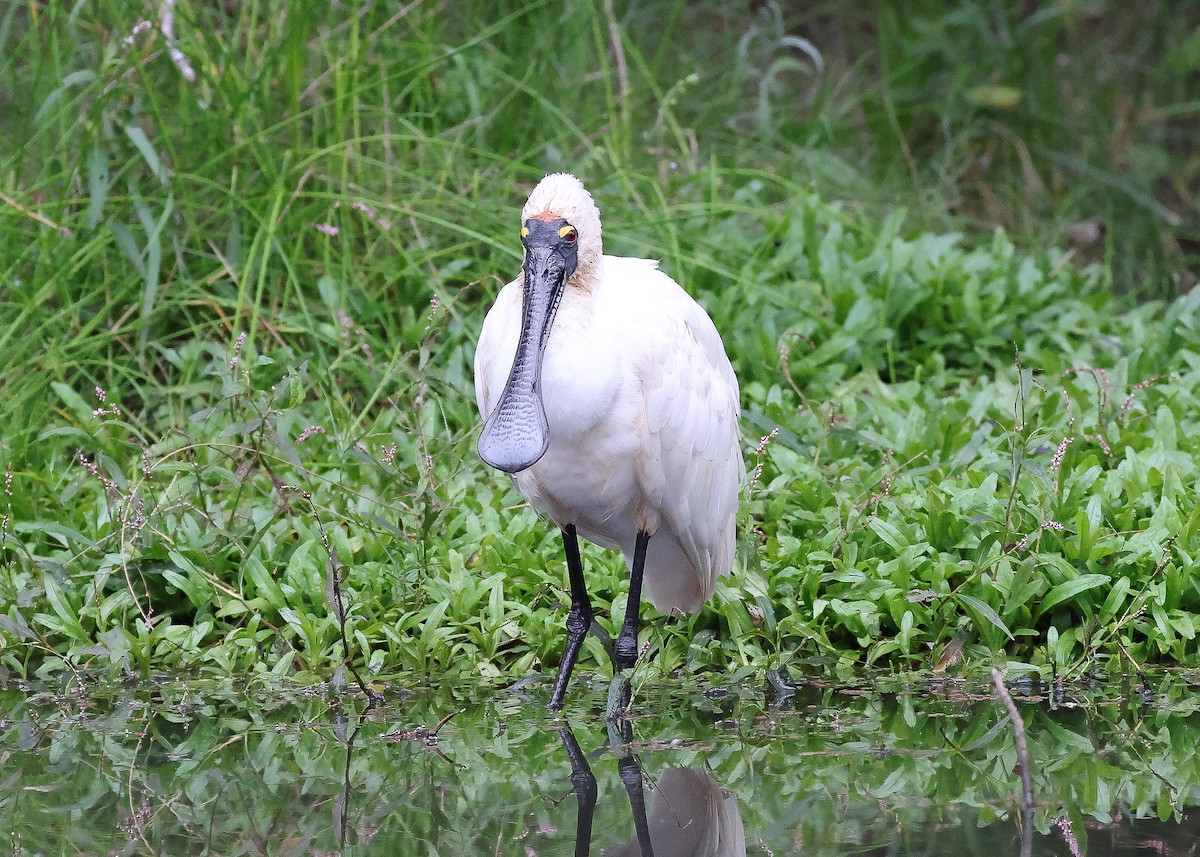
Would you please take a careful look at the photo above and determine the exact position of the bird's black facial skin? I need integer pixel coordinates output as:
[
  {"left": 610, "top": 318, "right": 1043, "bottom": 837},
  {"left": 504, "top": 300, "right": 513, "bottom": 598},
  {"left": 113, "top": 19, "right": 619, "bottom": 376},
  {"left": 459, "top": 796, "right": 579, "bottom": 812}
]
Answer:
[{"left": 521, "top": 217, "right": 580, "bottom": 277}]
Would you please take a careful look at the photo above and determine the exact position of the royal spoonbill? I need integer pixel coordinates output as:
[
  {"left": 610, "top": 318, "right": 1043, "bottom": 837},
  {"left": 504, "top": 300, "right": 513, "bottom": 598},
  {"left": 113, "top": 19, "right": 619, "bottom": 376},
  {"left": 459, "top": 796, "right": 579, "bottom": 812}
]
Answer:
[{"left": 474, "top": 173, "right": 742, "bottom": 710}]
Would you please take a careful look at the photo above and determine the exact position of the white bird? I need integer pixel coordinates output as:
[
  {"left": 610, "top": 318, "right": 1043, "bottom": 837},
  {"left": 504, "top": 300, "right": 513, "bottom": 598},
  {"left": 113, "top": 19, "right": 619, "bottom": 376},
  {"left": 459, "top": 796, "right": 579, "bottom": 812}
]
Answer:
[
  {"left": 605, "top": 768, "right": 746, "bottom": 857},
  {"left": 474, "top": 173, "right": 742, "bottom": 710}
]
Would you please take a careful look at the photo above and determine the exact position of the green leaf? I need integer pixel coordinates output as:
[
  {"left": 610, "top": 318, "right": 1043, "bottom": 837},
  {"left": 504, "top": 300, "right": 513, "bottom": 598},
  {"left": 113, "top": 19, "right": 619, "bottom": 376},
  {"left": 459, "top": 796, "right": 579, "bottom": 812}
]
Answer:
[
  {"left": 33, "top": 69, "right": 96, "bottom": 123},
  {"left": 956, "top": 594, "right": 1013, "bottom": 640},
  {"left": 85, "top": 145, "right": 110, "bottom": 231},
  {"left": 244, "top": 557, "right": 287, "bottom": 611},
  {"left": 162, "top": 565, "right": 214, "bottom": 609},
  {"left": 124, "top": 124, "right": 170, "bottom": 183},
  {"left": 109, "top": 222, "right": 145, "bottom": 278},
  {"left": 868, "top": 517, "right": 909, "bottom": 551},
  {"left": 1036, "top": 574, "right": 1110, "bottom": 618},
  {"left": 51, "top": 382, "right": 93, "bottom": 423}
]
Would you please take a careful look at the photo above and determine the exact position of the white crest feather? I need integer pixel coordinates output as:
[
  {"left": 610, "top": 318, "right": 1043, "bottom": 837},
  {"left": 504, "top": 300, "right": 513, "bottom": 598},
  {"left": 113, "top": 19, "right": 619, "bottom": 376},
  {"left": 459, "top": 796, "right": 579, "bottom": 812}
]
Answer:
[{"left": 521, "top": 173, "right": 603, "bottom": 283}]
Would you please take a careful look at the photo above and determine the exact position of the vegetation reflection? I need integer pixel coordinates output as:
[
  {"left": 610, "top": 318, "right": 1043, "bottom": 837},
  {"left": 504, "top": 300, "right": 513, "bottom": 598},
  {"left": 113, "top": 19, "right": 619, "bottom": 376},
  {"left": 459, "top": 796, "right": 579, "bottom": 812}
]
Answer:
[{"left": 2, "top": 676, "right": 1200, "bottom": 853}]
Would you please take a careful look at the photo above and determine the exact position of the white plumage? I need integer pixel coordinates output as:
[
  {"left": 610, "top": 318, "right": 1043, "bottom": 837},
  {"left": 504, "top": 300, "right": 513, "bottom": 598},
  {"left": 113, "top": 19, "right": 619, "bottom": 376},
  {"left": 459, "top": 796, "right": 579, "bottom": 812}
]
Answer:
[
  {"left": 473, "top": 173, "right": 742, "bottom": 707},
  {"left": 605, "top": 768, "right": 746, "bottom": 857}
]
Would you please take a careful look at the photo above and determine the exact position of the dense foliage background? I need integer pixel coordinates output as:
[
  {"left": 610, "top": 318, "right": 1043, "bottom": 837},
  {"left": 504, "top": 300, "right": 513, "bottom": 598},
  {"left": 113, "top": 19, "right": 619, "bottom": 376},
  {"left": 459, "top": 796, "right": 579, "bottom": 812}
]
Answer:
[{"left": 1, "top": 1, "right": 1198, "bottom": 691}]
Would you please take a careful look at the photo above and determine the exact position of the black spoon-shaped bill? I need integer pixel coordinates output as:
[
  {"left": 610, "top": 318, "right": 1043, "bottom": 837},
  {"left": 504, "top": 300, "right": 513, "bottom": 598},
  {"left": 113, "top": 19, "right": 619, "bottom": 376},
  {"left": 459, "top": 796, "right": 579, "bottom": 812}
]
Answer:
[{"left": 478, "top": 240, "right": 573, "bottom": 473}]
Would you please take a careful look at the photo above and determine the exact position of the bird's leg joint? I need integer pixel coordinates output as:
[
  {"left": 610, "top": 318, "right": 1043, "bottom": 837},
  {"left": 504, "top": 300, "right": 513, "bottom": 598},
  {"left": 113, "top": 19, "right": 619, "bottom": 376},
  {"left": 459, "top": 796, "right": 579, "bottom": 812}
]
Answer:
[
  {"left": 617, "top": 756, "right": 643, "bottom": 791},
  {"left": 565, "top": 603, "right": 593, "bottom": 638},
  {"left": 614, "top": 629, "right": 639, "bottom": 672}
]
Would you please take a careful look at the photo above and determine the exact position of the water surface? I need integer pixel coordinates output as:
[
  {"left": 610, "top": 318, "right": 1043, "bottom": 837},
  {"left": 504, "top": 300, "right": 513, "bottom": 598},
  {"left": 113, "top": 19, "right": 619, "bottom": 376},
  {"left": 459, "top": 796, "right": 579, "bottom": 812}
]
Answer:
[{"left": 3, "top": 670, "right": 1199, "bottom": 855}]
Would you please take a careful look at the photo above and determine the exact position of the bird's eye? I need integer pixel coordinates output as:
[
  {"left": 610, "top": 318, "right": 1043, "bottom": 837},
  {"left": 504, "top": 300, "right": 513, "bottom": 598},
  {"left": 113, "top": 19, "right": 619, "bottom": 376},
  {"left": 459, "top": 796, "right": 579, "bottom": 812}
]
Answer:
[
  {"left": 559, "top": 226, "right": 578, "bottom": 243},
  {"left": 520, "top": 226, "right": 530, "bottom": 239}
]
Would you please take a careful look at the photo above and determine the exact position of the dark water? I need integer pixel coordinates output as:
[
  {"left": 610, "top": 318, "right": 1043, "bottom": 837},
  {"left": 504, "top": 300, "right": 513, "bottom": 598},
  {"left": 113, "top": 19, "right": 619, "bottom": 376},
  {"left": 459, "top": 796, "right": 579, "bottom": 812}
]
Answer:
[{"left": 2, "top": 670, "right": 1199, "bottom": 855}]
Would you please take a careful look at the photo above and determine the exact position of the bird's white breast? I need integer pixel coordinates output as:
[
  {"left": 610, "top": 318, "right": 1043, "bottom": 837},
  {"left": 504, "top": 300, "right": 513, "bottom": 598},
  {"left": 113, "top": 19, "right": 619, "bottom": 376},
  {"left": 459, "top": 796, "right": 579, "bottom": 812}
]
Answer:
[{"left": 517, "top": 259, "right": 649, "bottom": 542}]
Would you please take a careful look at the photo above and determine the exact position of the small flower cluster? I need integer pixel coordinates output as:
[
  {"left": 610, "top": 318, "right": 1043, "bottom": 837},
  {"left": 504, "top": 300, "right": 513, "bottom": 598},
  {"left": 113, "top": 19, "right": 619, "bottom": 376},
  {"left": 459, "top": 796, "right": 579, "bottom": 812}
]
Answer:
[
  {"left": 1054, "top": 816, "right": 1083, "bottom": 857},
  {"left": 78, "top": 443, "right": 148, "bottom": 535},
  {"left": 296, "top": 425, "right": 326, "bottom": 444},
  {"left": 424, "top": 296, "right": 440, "bottom": 333},
  {"left": 337, "top": 310, "right": 373, "bottom": 360},
  {"left": 1061, "top": 389, "right": 1075, "bottom": 429},
  {"left": 751, "top": 427, "right": 778, "bottom": 485},
  {"left": 1050, "top": 436, "right": 1073, "bottom": 490},
  {"left": 344, "top": 200, "right": 392, "bottom": 231},
  {"left": 125, "top": 495, "right": 148, "bottom": 532},
  {"left": 229, "top": 331, "right": 247, "bottom": 373},
  {"left": 1051, "top": 367, "right": 1171, "bottom": 477},
  {"left": 122, "top": 19, "right": 151, "bottom": 48},
  {"left": 315, "top": 200, "right": 393, "bottom": 237},
  {"left": 1007, "top": 519, "right": 1065, "bottom": 553},
  {"left": 860, "top": 450, "right": 899, "bottom": 517},
  {"left": 78, "top": 451, "right": 120, "bottom": 496},
  {"left": 1082, "top": 432, "right": 1112, "bottom": 455},
  {"left": 1122, "top": 373, "right": 1166, "bottom": 412},
  {"left": 92, "top": 386, "right": 122, "bottom": 419},
  {"left": 1, "top": 462, "right": 11, "bottom": 554},
  {"left": 160, "top": 0, "right": 197, "bottom": 82}
]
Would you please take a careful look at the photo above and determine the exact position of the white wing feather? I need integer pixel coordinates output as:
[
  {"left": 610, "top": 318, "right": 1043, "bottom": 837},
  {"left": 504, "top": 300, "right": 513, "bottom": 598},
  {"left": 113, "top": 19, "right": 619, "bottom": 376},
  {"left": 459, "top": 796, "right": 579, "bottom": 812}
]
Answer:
[{"left": 624, "top": 262, "right": 743, "bottom": 613}]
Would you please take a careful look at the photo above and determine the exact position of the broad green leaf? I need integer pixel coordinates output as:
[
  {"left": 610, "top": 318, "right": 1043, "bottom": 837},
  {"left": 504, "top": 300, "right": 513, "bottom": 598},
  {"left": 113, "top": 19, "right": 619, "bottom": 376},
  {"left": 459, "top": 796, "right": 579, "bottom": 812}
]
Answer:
[
  {"left": 956, "top": 594, "right": 1014, "bottom": 640},
  {"left": 1036, "top": 574, "right": 1110, "bottom": 618}
]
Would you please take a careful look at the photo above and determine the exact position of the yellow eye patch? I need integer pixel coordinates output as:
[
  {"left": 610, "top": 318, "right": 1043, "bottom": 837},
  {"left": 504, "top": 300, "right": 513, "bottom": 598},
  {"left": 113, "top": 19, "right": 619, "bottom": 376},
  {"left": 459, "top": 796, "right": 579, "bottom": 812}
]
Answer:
[
  {"left": 558, "top": 225, "right": 578, "bottom": 240},
  {"left": 520, "top": 226, "right": 529, "bottom": 238}
]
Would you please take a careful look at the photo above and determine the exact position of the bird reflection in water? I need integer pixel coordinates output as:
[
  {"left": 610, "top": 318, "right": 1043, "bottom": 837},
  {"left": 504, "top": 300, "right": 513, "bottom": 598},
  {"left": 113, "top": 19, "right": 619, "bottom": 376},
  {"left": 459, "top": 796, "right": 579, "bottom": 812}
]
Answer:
[{"left": 559, "top": 725, "right": 746, "bottom": 857}]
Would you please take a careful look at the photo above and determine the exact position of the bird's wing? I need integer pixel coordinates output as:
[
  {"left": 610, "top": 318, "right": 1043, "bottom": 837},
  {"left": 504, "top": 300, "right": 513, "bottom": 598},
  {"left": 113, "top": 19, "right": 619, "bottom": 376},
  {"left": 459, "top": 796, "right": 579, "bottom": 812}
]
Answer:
[
  {"left": 629, "top": 264, "right": 743, "bottom": 589},
  {"left": 473, "top": 276, "right": 523, "bottom": 419}
]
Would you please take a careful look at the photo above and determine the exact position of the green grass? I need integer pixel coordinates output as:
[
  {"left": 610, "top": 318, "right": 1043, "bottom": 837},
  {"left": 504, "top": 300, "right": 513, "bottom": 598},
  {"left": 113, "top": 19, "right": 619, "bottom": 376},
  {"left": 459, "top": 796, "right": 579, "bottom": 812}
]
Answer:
[{"left": 0, "top": 1, "right": 1198, "bottom": 690}]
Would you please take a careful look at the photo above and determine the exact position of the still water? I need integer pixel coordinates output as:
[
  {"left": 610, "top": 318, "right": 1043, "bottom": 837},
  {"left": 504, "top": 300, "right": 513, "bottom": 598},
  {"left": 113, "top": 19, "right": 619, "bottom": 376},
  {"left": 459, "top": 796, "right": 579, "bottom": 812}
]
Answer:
[{"left": 2, "top": 670, "right": 1199, "bottom": 855}]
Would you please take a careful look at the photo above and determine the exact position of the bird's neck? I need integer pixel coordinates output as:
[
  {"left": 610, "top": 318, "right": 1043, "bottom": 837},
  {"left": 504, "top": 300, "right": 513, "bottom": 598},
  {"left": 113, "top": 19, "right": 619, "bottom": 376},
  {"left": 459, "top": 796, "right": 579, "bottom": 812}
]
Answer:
[{"left": 568, "top": 254, "right": 603, "bottom": 293}]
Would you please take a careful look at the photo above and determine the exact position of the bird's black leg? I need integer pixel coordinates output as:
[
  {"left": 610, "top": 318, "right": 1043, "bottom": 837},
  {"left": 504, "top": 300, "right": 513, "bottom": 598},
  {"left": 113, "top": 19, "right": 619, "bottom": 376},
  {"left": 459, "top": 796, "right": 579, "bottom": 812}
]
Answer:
[
  {"left": 559, "top": 727, "right": 597, "bottom": 857},
  {"left": 614, "top": 531, "right": 650, "bottom": 672},
  {"left": 549, "top": 524, "right": 592, "bottom": 711},
  {"left": 613, "top": 719, "right": 655, "bottom": 857},
  {"left": 607, "top": 531, "right": 650, "bottom": 717}
]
